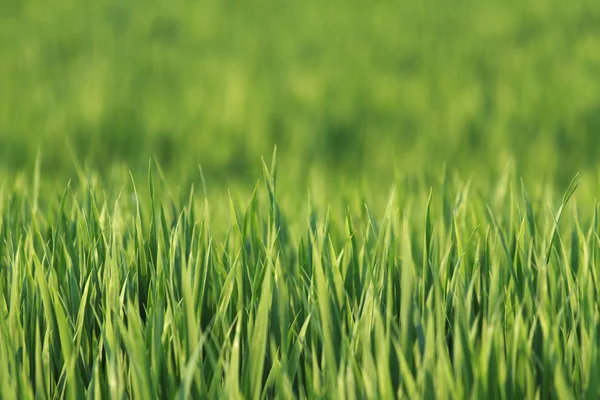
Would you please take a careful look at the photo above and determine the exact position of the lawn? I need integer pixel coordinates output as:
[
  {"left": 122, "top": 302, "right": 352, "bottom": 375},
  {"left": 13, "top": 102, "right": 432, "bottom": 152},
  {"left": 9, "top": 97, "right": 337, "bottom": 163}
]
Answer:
[{"left": 1, "top": 0, "right": 600, "bottom": 398}]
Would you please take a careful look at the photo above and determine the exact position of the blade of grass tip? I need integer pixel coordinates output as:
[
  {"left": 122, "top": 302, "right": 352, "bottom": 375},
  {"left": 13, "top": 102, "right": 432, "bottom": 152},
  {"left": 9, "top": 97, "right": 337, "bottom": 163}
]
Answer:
[
  {"left": 228, "top": 189, "right": 243, "bottom": 241},
  {"left": 570, "top": 219, "right": 580, "bottom": 277},
  {"left": 34, "top": 252, "right": 55, "bottom": 349},
  {"left": 261, "top": 155, "right": 276, "bottom": 229},
  {"left": 425, "top": 187, "right": 433, "bottom": 254},
  {"left": 160, "top": 202, "right": 171, "bottom": 255},
  {"left": 153, "top": 156, "right": 169, "bottom": 188},
  {"left": 546, "top": 174, "right": 580, "bottom": 265},
  {"left": 287, "top": 314, "right": 312, "bottom": 382},
  {"left": 453, "top": 225, "right": 479, "bottom": 276},
  {"left": 400, "top": 215, "right": 415, "bottom": 353},
  {"left": 198, "top": 164, "right": 210, "bottom": 221},
  {"left": 343, "top": 206, "right": 361, "bottom": 302},
  {"left": 196, "top": 235, "right": 213, "bottom": 334},
  {"left": 129, "top": 171, "right": 145, "bottom": 250},
  {"left": 486, "top": 204, "right": 522, "bottom": 295},
  {"left": 148, "top": 159, "right": 159, "bottom": 267},
  {"left": 327, "top": 236, "right": 345, "bottom": 309},
  {"left": 486, "top": 205, "right": 511, "bottom": 265},
  {"left": 52, "top": 181, "right": 71, "bottom": 259},
  {"left": 270, "top": 145, "right": 278, "bottom": 185},
  {"left": 32, "top": 149, "right": 41, "bottom": 215},
  {"left": 154, "top": 156, "right": 178, "bottom": 232},
  {"left": 73, "top": 275, "right": 92, "bottom": 353},
  {"left": 184, "top": 185, "right": 195, "bottom": 262},
  {"left": 129, "top": 170, "right": 151, "bottom": 316},
  {"left": 215, "top": 252, "right": 239, "bottom": 335},
  {"left": 422, "top": 188, "right": 433, "bottom": 315},
  {"left": 441, "top": 164, "right": 453, "bottom": 229},
  {"left": 65, "top": 141, "right": 88, "bottom": 186},
  {"left": 520, "top": 178, "right": 536, "bottom": 242}
]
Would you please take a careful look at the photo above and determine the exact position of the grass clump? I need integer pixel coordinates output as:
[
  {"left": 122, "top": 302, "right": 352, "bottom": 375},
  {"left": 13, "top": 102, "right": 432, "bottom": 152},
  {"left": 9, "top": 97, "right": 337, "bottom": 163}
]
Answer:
[{"left": 1, "top": 153, "right": 599, "bottom": 399}]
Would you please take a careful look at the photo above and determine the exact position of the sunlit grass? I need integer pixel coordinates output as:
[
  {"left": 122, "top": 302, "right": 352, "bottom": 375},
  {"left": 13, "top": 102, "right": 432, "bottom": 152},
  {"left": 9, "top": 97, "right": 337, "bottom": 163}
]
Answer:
[{"left": 1, "top": 151, "right": 597, "bottom": 399}]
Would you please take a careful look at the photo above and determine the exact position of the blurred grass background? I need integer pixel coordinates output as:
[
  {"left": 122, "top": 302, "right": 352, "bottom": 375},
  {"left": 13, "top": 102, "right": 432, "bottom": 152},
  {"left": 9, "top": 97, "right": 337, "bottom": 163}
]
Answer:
[{"left": 1, "top": 0, "right": 599, "bottom": 191}]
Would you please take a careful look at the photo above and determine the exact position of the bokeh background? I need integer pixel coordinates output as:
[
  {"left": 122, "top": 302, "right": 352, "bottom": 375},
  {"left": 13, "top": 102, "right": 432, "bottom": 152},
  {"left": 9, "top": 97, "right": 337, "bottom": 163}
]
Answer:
[{"left": 1, "top": 0, "right": 599, "bottom": 191}]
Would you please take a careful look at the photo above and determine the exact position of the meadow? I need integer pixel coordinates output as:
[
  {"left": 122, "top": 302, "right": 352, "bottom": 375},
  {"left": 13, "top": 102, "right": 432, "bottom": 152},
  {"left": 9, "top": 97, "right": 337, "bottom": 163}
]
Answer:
[{"left": 1, "top": 0, "right": 600, "bottom": 398}]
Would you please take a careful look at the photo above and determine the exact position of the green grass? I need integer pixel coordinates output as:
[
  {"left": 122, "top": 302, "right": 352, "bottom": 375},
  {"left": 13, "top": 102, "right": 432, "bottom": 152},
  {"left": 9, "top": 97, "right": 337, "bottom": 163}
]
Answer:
[
  {"left": 2, "top": 152, "right": 600, "bottom": 399},
  {"left": 2, "top": 0, "right": 600, "bottom": 398}
]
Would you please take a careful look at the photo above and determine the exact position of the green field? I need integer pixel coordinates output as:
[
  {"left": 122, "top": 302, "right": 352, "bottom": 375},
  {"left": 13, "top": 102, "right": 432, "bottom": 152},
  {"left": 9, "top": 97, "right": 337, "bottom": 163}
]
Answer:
[{"left": 2, "top": 0, "right": 600, "bottom": 398}]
